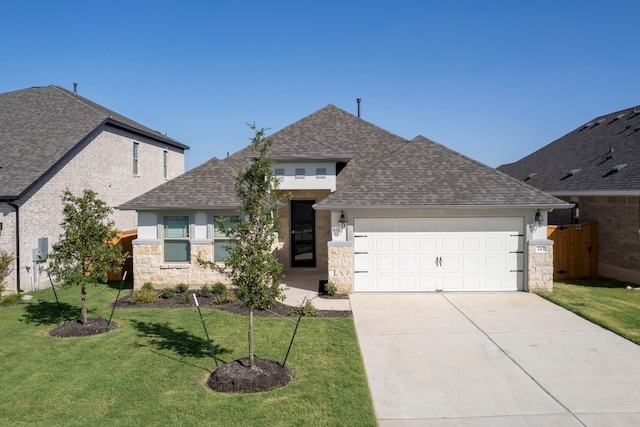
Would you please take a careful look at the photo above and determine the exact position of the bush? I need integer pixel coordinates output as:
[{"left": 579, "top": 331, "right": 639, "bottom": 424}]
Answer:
[
  {"left": 289, "top": 300, "right": 317, "bottom": 317},
  {"left": 201, "top": 285, "right": 213, "bottom": 298},
  {"left": 141, "top": 282, "right": 154, "bottom": 291},
  {"left": 212, "top": 282, "right": 227, "bottom": 295},
  {"left": 175, "top": 283, "right": 189, "bottom": 293},
  {"left": 0, "top": 250, "right": 15, "bottom": 290},
  {"left": 130, "top": 288, "right": 158, "bottom": 304},
  {"left": 324, "top": 281, "right": 338, "bottom": 296},
  {"left": 213, "top": 290, "right": 236, "bottom": 305},
  {"left": 181, "top": 293, "right": 191, "bottom": 304},
  {"left": 161, "top": 288, "right": 176, "bottom": 299},
  {"left": 1, "top": 293, "right": 22, "bottom": 307}
]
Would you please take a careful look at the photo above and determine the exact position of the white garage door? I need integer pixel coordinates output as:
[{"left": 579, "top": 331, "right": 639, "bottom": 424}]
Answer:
[{"left": 353, "top": 218, "right": 524, "bottom": 292}]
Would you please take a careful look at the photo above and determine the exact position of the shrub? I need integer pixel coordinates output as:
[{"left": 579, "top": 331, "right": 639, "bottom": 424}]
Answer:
[
  {"left": 289, "top": 300, "right": 317, "bottom": 317},
  {"left": 324, "top": 281, "right": 338, "bottom": 296},
  {"left": 161, "top": 288, "right": 176, "bottom": 299},
  {"left": 130, "top": 288, "right": 158, "bottom": 304},
  {"left": 175, "top": 283, "right": 189, "bottom": 293},
  {"left": 1, "top": 293, "right": 22, "bottom": 307},
  {"left": 141, "top": 282, "right": 154, "bottom": 291},
  {"left": 0, "top": 250, "right": 15, "bottom": 290},
  {"left": 212, "top": 282, "right": 227, "bottom": 295},
  {"left": 181, "top": 293, "right": 191, "bottom": 304},
  {"left": 213, "top": 290, "right": 236, "bottom": 305},
  {"left": 201, "top": 285, "right": 213, "bottom": 298}
]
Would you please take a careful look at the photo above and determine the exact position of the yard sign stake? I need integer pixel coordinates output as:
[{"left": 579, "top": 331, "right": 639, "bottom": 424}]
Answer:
[
  {"left": 47, "top": 273, "right": 65, "bottom": 321},
  {"left": 107, "top": 271, "right": 127, "bottom": 325},
  {"left": 283, "top": 297, "right": 306, "bottom": 368},
  {"left": 193, "top": 293, "right": 219, "bottom": 367}
]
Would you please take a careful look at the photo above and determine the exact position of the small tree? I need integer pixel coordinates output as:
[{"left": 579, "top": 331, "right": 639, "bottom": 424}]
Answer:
[
  {"left": 201, "top": 124, "right": 285, "bottom": 368},
  {"left": 0, "top": 250, "right": 15, "bottom": 294},
  {"left": 47, "top": 189, "right": 127, "bottom": 324}
]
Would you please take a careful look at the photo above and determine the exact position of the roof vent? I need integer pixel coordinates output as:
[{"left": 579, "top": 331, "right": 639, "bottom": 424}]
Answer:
[
  {"left": 613, "top": 164, "right": 627, "bottom": 172},
  {"left": 568, "top": 168, "right": 581, "bottom": 176},
  {"left": 584, "top": 122, "right": 595, "bottom": 129},
  {"left": 614, "top": 113, "right": 626, "bottom": 121},
  {"left": 523, "top": 172, "right": 537, "bottom": 181},
  {"left": 594, "top": 118, "right": 605, "bottom": 126}
]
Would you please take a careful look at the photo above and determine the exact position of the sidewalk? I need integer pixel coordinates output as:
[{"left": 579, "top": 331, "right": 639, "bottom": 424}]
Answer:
[{"left": 280, "top": 269, "right": 351, "bottom": 311}]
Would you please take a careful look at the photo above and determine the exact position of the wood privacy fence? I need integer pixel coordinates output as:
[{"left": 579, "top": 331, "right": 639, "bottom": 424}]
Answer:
[
  {"left": 547, "top": 222, "right": 598, "bottom": 280},
  {"left": 107, "top": 230, "right": 136, "bottom": 282}
]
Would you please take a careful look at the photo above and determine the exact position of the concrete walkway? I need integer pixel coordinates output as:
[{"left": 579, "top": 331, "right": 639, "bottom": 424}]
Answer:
[
  {"left": 351, "top": 292, "right": 640, "bottom": 426},
  {"left": 280, "top": 270, "right": 351, "bottom": 311}
]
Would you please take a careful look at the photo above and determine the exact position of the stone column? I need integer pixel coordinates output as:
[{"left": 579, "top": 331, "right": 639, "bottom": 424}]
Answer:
[
  {"left": 328, "top": 241, "right": 353, "bottom": 293},
  {"left": 527, "top": 240, "right": 554, "bottom": 292}
]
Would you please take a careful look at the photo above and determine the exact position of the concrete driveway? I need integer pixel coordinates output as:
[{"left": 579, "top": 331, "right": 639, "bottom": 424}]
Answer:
[{"left": 350, "top": 292, "right": 640, "bottom": 426}]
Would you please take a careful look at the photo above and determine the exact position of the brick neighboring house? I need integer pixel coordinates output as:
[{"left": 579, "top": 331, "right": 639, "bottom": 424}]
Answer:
[
  {"left": 498, "top": 106, "right": 640, "bottom": 284},
  {"left": 120, "top": 105, "right": 569, "bottom": 293},
  {"left": 0, "top": 85, "right": 188, "bottom": 293}
]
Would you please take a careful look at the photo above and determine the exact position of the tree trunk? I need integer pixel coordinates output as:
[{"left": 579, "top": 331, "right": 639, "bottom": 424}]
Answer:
[
  {"left": 249, "top": 307, "right": 254, "bottom": 368},
  {"left": 81, "top": 283, "right": 88, "bottom": 325}
]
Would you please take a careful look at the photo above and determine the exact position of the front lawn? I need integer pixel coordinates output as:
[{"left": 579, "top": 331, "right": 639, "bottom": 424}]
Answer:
[
  {"left": 0, "top": 284, "right": 376, "bottom": 426},
  {"left": 538, "top": 277, "right": 640, "bottom": 345}
]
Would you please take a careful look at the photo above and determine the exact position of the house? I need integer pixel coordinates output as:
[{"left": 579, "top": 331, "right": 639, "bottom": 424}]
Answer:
[
  {"left": 0, "top": 85, "right": 188, "bottom": 293},
  {"left": 498, "top": 106, "right": 640, "bottom": 284},
  {"left": 120, "top": 105, "right": 570, "bottom": 293}
]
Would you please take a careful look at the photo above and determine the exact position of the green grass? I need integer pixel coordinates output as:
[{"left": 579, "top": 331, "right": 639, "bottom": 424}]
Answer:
[
  {"left": 538, "top": 277, "right": 640, "bottom": 345},
  {"left": 0, "top": 284, "right": 376, "bottom": 426}
]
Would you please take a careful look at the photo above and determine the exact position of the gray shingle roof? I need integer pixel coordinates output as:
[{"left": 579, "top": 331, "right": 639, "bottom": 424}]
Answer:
[
  {"left": 0, "top": 85, "right": 188, "bottom": 199},
  {"left": 119, "top": 157, "right": 238, "bottom": 210},
  {"left": 123, "top": 104, "right": 567, "bottom": 210},
  {"left": 316, "top": 136, "right": 566, "bottom": 208},
  {"left": 498, "top": 106, "right": 640, "bottom": 194}
]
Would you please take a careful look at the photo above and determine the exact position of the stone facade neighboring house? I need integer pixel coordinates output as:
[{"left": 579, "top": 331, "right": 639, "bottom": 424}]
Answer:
[
  {"left": 0, "top": 85, "right": 188, "bottom": 293},
  {"left": 498, "top": 106, "right": 640, "bottom": 285},
  {"left": 120, "top": 105, "right": 570, "bottom": 293}
]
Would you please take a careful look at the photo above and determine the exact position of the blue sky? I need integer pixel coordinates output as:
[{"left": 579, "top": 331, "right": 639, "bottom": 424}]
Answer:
[{"left": 2, "top": 1, "right": 640, "bottom": 171}]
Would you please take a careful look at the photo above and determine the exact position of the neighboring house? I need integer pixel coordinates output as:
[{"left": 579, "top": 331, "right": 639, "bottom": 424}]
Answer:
[
  {"left": 498, "top": 106, "right": 640, "bottom": 285},
  {"left": 0, "top": 85, "right": 188, "bottom": 293},
  {"left": 120, "top": 105, "right": 570, "bottom": 293}
]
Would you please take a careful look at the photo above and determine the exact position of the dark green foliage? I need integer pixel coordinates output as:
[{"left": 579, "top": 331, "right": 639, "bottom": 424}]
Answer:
[
  {"left": 181, "top": 293, "right": 191, "bottom": 304},
  {"left": 200, "top": 285, "right": 212, "bottom": 298},
  {"left": 212, "top": 282, "right": 227, "bottom": 295},
  {"left": 161, "top": 288, "right": 176, "bottom": 299},
  {"left": 0, "top": 250, "right": 15, "bottom": 292},
  {"left": 289, "top": 300, "right": 317, "bottom": 317},
  {"left": 175, "top": 283, "right": 189, "bottom": 293},
  {"left": 141, "top": 282, "right": 154, "bottom": 291},
  {"left": 1, "top": 293, "right": 22, "bottom": 307},
  {"left": 46, "top": 189, "right": 128, "bottom": 324},
  {"left": 213, "top": 290, "right": 236, "bottom": 305}
]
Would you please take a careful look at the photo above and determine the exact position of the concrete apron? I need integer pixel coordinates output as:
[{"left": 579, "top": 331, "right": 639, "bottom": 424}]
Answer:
[{"left": 351, "top": 292, "right": 640, "bottom": 427}]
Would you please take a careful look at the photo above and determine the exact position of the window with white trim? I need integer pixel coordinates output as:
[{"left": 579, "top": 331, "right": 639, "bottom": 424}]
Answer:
[
  {"left": 213, "top": 215, "right": 238, "bottom": 262},
  {"left": 295, "top": 168, "right": 305, "bottom": 179},
  {"left": 163, "top": 150, "right": 168, "bottom": 179},
  {"left": 316, "top": 167, "right": 326, "bottom": 178},
  {"left": 164, "top": 216, "right": 189, "bottom": 262},
  {"left": 133, "top": 142, "right": 140, "bottom": 175}
]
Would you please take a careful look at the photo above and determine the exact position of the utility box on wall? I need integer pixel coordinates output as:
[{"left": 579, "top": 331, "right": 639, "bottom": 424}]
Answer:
[{"left": 34, "top": 237, "right": 48, "bottom": 262}]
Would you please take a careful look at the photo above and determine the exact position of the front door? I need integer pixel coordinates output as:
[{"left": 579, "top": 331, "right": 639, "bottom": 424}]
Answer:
[{"left": 290, "top": 200, "right": 316, "bottom": 267}]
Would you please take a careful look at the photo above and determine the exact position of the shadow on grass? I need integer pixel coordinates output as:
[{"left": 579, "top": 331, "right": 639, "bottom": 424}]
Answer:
[
  {"left": 131, "top": 320, "right": 230, "bottom": 365},
  {"left": 21, "top": 301, "right": 82, "bottom": 325},
  {"left": 559, "top": 276, "right": 631, "bottom": 289},
  {"left": 106, "top": 280, "right": 133, "bottom": 291}
]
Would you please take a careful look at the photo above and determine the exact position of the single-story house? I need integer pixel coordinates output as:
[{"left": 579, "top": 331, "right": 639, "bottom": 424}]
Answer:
[
  {"left": 120, "top": 105, "right": 570, "bottom": 293},
  {"left": 498, "top": 105, "right": 640, "bottom": 284},
  {"left": 0, "top": 85, "right": 188, "bottom": 293}
]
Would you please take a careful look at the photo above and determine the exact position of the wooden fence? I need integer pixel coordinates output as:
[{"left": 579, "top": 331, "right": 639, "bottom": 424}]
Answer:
[
  {"left": 107, "top": 230, "right": 136, "bottom": 282},
  {"left": 547, "top": 222, "right": 598, "bottom": 280}
]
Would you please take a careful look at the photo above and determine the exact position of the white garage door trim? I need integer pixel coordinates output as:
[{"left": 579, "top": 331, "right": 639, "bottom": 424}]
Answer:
[{"left": 353, "top": 217, "right": 524, "bottom": 292}]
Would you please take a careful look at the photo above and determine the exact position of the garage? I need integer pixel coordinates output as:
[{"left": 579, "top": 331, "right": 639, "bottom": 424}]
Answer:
[{"left": 353, "top": 218, "right": 524, "bottom": 292}]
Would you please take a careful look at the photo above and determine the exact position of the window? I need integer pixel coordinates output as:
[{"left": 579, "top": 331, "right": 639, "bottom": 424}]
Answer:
[
  {"left": 316, "top": 167, "right": 326, "bottom": 179},
  {"left": 164, "top": 216, "right": 189, "bottom": 262},
  {"left": 274, "top": 168, "right": 285, "bottom": 177},
  {"left": 295, "top": 168, "right": 305, "bottom": 179},
  {"left": 163, "top": 150, "right": 168, "bottom": 179},
  {"left": 214, "top": 215, "right": 238, "bottom": 262},
  {"left": 133, "top": 142, "right": 140, "bottom": 175}
]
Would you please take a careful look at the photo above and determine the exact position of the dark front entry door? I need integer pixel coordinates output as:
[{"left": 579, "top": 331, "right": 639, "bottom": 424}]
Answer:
[{"left": 291, "top": 200, "right": 316, "bottom": 267}]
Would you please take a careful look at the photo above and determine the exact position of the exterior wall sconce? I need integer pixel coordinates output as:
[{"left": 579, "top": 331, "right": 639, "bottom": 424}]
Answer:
[
  {"left": 534, "top": 210, "right": 543, "bottom": 228},
  {"left": 339, "top": 211, "right": 347, "bottom": 230}
]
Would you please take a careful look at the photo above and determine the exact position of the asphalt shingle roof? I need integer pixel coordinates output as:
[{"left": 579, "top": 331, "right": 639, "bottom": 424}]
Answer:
[
  {"left": 122, "top": 104, "right": 567, "bottom": 210},
  {"left": 498, "top": 106, "right": 640, "bottom": 194},
  {"left": 0, "top": 85, "right": 187, "bottom": 199}
]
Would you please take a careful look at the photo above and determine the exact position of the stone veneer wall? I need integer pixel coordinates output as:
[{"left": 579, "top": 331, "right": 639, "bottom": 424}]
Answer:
[
  {"left": 327, "top": 242, "right": 353, "bottom": 293},
  {"left": 527, "top": 241, "right": 554, "bottom": 292},
  {"left": 133, "top": 242, "right": 229, "bottom": 289}
]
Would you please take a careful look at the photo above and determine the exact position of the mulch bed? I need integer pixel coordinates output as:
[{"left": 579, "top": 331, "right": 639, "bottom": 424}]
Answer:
[
  {"left": 113, "top": 291, "right": 352, "bottom": 318},
  {"left": 50, "top": 318, "right": 117, "bottom": 337},
  {"left": 208, "top": 357, "right": 292, "bottom": 393}
]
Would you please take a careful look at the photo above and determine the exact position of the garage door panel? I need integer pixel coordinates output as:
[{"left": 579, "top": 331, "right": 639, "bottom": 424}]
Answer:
[{"left": 353, "top": 217, "right": 524, "bottom": 292}]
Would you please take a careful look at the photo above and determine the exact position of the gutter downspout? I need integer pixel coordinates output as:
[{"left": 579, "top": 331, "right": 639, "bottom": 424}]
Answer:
[{"left": 8, "top": 202, "right": 21, "bottom": 293}]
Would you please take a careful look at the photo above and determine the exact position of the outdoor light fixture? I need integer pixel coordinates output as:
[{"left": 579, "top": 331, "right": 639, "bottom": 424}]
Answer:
[
  {"left": 535, "top": 210, "right": 543, "bottom": 228},
  {"left": 338, "top": 211, "right": 347, "bottom": 230}
]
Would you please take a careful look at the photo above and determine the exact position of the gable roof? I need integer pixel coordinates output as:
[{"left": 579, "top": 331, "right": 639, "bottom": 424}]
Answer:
[
  {"left": 0, "top": 85, "right": 188, "bottom": 200},
  {"left": 122, "top": 104, "right": 568, "bottom": 211},
  {"left": 316, "top": 136, "right": 567, "bottom": 208},
  {"left": 497, "top": 106, "right": 640, "bottom": 195}
]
